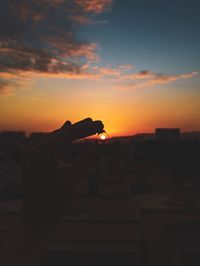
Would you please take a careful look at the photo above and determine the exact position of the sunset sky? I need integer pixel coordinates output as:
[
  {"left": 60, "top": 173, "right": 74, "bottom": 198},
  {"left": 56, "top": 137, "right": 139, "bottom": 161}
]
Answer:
[{"left": 0, "top": 0, "right": 200, "bottom": 136}]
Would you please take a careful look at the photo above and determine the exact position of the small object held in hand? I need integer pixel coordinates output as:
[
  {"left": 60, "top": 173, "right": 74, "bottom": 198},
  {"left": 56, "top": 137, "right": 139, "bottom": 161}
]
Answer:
[{"left": 97, "top": 130, "right": 110, "bottom": 144}]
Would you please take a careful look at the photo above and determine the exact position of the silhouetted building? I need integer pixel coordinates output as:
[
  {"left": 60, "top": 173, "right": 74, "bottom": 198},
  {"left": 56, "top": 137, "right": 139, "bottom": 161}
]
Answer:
[
  {"left": 0, "top": 131, "right": 26, "bottom": 147},
  {"left": 28, "top": 132, "right": 49, "bottom": 143},
  {"left": 155, "top": 128, "right": 180, "bottom": 141},
  {"left": 181, "top": 131, "right": 200, "bottom": 141},
  {"left": 132, "top": 133, "right": 155, "bottom": 141}
]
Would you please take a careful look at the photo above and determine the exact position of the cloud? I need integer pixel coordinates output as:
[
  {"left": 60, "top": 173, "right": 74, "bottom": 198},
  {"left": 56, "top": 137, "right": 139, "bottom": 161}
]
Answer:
[
  {"left": 149, "top": 71, "right": 198, "bottom": 85},
  {"left": 10, "top": 0, "right": 112, "bottom": 21},
  {"left": 0, "top": 0, "right": 197, "bottom": 94},
  {"left": 91, "top": 66, "right": 121, "bottom": 76},
  {"left": 75, "top": 0, "right": 112, "bottom": 13},
  {"left": 85, "top": 64, "right": 135, "bottom": 80},
  {"left": 118, "top": 64, "right": 135, "bottom": 71},
  {"left": 123, "top": 70, "right": 154, "bottom": 81},
  {"left": 69, "top": 16, "right": 108, "bottom": 25},
  {"left": 118, "top": 71, "right": 198, "bottom": 90},
  {"left": 68, "top": 15, "right": 92, "bottom": 25},
  {"left": 0, "top": 0, "right": 112, "bottom": 92},
  {"left": 0, "top": 79, "right": 14, "bottom": 96}
]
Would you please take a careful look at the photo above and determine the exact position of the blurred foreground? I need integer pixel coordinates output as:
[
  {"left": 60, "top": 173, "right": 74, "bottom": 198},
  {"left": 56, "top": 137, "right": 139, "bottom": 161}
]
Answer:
[{"left": 0, "top": 129, "right": 200, "bottom": 266}]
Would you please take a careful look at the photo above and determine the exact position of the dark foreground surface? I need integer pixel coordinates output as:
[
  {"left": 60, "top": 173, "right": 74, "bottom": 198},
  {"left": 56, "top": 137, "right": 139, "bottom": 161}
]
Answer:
[{"left": 1, "top": 135, "right": 200, "bottom": 265}]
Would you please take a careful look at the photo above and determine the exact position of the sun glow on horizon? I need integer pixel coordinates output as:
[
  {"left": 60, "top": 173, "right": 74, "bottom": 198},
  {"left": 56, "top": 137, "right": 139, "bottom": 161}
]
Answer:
[{"left": 0, "top": 1, "right": 200, "bottom": 136}]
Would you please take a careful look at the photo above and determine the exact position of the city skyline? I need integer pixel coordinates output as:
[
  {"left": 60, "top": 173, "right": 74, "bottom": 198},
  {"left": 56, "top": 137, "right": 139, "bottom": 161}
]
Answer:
[{"left": 0, "top": 0, "right": 200, "bottom": 136}]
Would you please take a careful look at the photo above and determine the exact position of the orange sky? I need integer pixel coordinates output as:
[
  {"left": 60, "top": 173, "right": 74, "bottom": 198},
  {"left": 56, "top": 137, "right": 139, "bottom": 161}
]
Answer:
[
  {"left": 0, "top": 0, "right": 200, "bottom": 136},
  {"left": 1, "top": 77, "right": 200, "bottom": 136}
]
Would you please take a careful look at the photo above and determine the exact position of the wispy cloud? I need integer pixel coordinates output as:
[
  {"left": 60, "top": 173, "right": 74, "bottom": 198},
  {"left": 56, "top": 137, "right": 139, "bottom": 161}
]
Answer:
[
  {"left": 118, "top": 64, "right": 135, "bottom": 71},
  {"left": 149, "top": 72, "right": 198, "bottom": 85},
  {"left": 0, "top": 0, "right": 198, "bottom": 96},
  {"left": 118, "top": 71, "right": 198, "bottom": 90},
  {"left": 0, "top": 80, "right": 14, "bottom": 96},
  {"left": 0, "top": 0, "right": 112, "bottom": 94},
  {"left": 11, "top": 0, "right": 112, "bottom": 21},
  {"left": 75, "top": 0, "right": 112, "bottom": 13}
]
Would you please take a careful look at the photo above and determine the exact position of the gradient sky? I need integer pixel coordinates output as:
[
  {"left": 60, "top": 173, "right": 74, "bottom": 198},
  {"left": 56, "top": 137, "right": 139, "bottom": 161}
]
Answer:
[{"left": 0, "top": 0, "right": 200, "bottom": 136}]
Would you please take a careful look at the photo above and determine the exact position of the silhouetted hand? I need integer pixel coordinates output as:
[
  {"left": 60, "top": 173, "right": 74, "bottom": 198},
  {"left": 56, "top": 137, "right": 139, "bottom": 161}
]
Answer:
[
  {"left": 21, "top": 118, "right": 104, "bottom": 234},
  {"left": 0, "top": 118, "right": 104, "bottom": 266}
]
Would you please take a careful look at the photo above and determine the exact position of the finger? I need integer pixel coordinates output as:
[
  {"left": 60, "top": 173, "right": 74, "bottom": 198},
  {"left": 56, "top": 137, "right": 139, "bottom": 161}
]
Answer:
[
  {"left": 73, "top": 118, "right": 104, "bottom": 134},
  {"left": 71, "top": 118, "right": 104, "bottom": 141},
  {"left": 52, "top": 120, "right": 72, "bottom": 134},
  {"left": 72, "top": 117, "right": 93, "bottom": 127}
]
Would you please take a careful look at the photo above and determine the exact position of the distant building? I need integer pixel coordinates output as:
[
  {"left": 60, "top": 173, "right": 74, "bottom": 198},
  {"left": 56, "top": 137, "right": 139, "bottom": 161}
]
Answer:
[
  {"left": 181, "top": 132, "right": 200, "bottom": 141},
  {"left": 28, "top": 132, "right": 49, "bottom": 143},
  {"left": 132, "top": 133, "right": 155, "bottom": 141},
  {"left": 155, "top": 128, "right": 180, "bottom": 141},
  {"left": 0, "top": 131, "right": 26, "bottom": 147}
]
